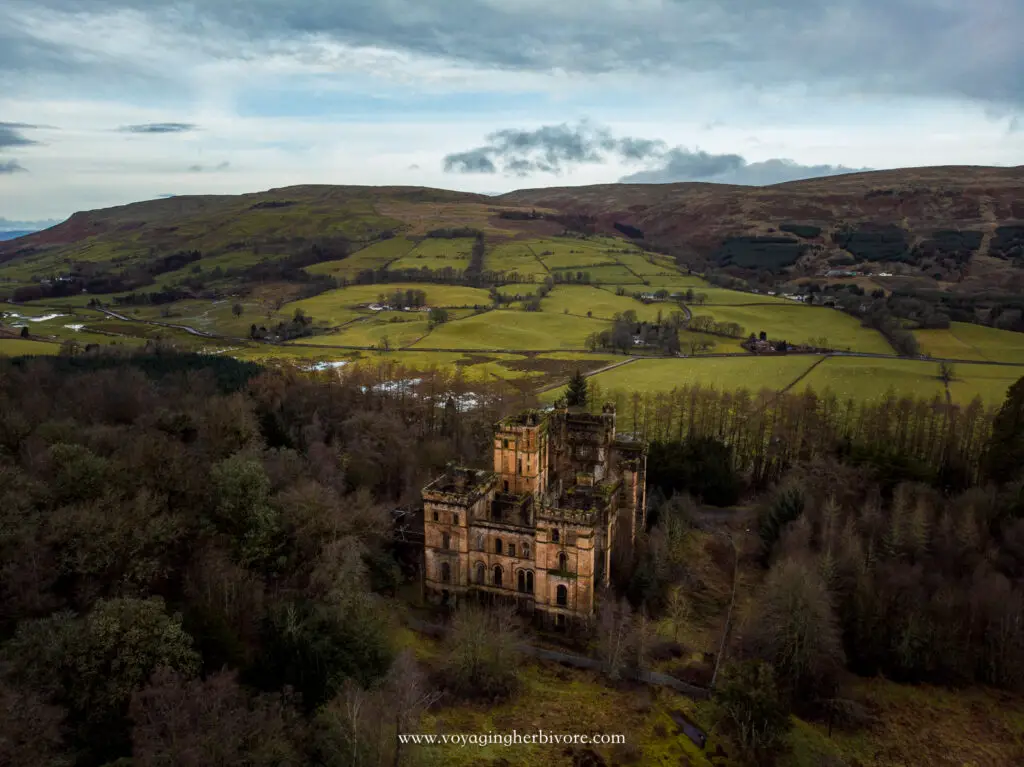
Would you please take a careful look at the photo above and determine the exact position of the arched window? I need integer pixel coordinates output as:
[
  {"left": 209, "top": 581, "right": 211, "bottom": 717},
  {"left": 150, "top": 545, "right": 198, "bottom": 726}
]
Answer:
[
  {"left": 453, "top": 514, "right": 459, "bottom": 525},
  {"left": 441, "top": 562, "right": 451, "bottom": 584},
  {"left": 475, "top": 562, "right": 486, "bottom": 584},
  {"left": 522, "top": 543, "right": 530, "bottom": 559},
  {"left": 495, "top": 538, "right": 503, "bottom": 555},
  {"left": 556, "top": 584, "right": 568, "bottom": 606},
  {"left": 558, "top": 551, "right": 569, "bottom": 572},
  {"left": 493, "top": 565, "right": 503, "bottom": 587},
  {"left": 551, "top": 529, "right": 560, "bottom": 543},
  {"left": 475, "top": 533, "right": 484, "bottom": 551},
  {"left": 442, "top": 533, "right": 451, "bottom": 550},
  {"left": 508, "top": 543, "right": 515, "bottom": 557},
  {"left": 517, "top": 570, "right": 526, "bottom": 593},
  {"left": 526, "top": 571, "right": 534, "bottom": 594}
]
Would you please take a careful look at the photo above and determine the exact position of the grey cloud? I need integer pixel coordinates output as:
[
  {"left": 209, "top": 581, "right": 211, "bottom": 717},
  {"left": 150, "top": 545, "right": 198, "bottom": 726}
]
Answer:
[
  {"left": 187, "top": 161, "right": 230, "bottom": 172},
  {"left": 445, "top": 121, "right": 867, "bottom": 185},
  {"left": 0, "top": 159, "right": 28, "bottom": 173},
  {"left": 620, "top": 149, "right": 868, "bottom": 186},
  {"left": 1010, "top": 117, "right": 1021, "bottom": 134},
  {"left": 119, "top": 122, "right": 197, "bottom": 134},
  {"left": 4, "top": 1, "right": 1022, "bottom": 106},
  {"left": 443, "top": 121, "right": 665, "bottom": 176},
  {"left": 0, "top": 123, "right": 39, "bottom": 148},
  {"left": 443, "top": 149, "right": 497, "bottom": 174}
]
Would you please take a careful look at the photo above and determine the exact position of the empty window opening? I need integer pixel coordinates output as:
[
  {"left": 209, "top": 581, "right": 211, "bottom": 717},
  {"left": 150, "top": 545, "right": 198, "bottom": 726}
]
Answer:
[
  {"left": 526, "top": 571, "right": 534, "bottom": 593},
  {"left": 508, "top": 543, "right": 516, "bottom": 557},
  {"left": 442, "top": 533, "right": 451, "bottom": 550},
  {"left": 433, "top": 511, "right": 439, "bottom": 521},
  {"left": 551, "top": 529, "right": 560, "bottom": 543},
  {"left": 453, "top": 514, "right": 459, "bottom": 525},
  {"left": 441, "top": 562, "right": 451, "bottom": 584},
  {"left": 493, "top": 565, "right": 503, "bottom": 587},
  {"left": 476, "top": 562, "right": 486, "bottom": 584},
  {"left": 557, "top": 584, "right": 568, "bottom": 606},
  {"left": 558, "top": 552, "right": 569, "bottom": 571},
  {"left": 522, "top": 543, "right": 530, "bottom": 558},
  {"left": 495, "top": 538, "right": 503, "bottom": 554},
  {"left": 517, "top": 570, "right": 526, "bottom": 593}
]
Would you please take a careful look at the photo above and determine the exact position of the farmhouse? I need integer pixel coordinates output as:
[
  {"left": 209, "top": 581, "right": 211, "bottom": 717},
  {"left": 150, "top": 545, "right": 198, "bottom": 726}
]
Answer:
[{"left": 422, "top": 405, "right": 647, "bottom": 626}]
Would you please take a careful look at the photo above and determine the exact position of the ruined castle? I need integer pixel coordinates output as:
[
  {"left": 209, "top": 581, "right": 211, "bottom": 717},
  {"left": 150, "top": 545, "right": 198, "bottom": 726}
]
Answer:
[{"left": 422, "top": 405, "right": 647, "bottom": 626}]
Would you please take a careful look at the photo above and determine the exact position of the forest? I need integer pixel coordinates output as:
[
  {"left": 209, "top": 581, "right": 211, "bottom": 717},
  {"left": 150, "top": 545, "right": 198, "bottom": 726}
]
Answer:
[{"left": 0, "top": 350, "right": 1022, "bottom": 765}]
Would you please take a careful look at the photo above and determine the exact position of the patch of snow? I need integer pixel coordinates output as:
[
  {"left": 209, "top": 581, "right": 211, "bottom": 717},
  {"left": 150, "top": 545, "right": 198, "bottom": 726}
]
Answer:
[
  {"left": 20, "top": 313, "right": 66, "bottom": 322},
  {"left": 64, "top": 323, "right": 84, "bottom": 331},
  {"left": 309, "top": 360, "right": 350, "bottom": 372}
]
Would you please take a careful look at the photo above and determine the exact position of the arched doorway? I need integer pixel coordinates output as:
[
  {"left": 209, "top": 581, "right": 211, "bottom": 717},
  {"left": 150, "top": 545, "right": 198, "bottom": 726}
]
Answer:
[
  {"left": 493, "top": 565, "right": 503, "bottom": 587},
  {"left": 556, "top": 584, "right": 568, "bottom": 606}
]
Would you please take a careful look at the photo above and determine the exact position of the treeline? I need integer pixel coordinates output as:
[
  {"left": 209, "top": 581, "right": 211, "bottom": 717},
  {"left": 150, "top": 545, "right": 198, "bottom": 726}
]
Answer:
[
  {"left": 586, "top": 310, "right": 686, "bottom": 355},
  {"left": 586, "top": 381, "right": 998, "bottom": 489},
  {"left": 0, "top": 352, "right": 538, "bottom": 766}
]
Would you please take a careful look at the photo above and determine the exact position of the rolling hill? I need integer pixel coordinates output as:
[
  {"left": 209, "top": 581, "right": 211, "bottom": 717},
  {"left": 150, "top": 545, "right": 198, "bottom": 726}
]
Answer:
[{"left": 497, "top": 165, "right": 1024, "bottom": 295}]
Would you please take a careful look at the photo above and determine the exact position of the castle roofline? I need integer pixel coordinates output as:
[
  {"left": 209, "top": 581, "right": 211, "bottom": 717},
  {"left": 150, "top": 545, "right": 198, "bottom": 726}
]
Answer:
[{"left": 423, "top": 465, "right": 497, "bottom": 502}]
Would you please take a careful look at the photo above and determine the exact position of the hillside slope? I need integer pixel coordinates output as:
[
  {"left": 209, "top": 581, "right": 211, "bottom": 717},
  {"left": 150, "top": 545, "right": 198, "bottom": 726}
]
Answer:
[{"left": 497, "top": 165, "right": 1024, "bottom": 294}]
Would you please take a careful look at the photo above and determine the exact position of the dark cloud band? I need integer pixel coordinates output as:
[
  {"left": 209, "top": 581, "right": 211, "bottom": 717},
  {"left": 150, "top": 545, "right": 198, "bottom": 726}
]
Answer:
[
  {"left": 443, "top": 121, "right": 867, "bottom": 186},
  {"left": 4, "top": 1, "right": 1021, "bottom": 105}
]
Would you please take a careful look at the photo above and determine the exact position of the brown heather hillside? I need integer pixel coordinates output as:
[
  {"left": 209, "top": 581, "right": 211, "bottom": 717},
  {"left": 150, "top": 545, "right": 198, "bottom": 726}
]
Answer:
[{"left": 497, "top": 165, "right": 1024, "bottom": 294}]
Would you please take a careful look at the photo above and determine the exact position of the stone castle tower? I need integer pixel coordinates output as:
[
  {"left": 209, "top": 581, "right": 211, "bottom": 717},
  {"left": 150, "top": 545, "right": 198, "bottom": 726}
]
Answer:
[{"left": 422, "top": 405, "right": 647, "bottom": 626}]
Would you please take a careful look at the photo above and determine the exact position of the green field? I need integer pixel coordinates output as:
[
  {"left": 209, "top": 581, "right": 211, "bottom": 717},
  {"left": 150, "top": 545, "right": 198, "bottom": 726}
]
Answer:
[
  {"left": 797, "top": 356, "right": 1024, "bottom": 405},
  {"left": 565, "top": 355, "right": 823, "bottom": 398},
  {"left": 293, "top": 314, "right": 431, "bottom": 349},
  {"left": 305, "top": 237, "right": 416, "bottom": 279},
  {"left": 410, "top": 309, "right": 607, "bottom": 351},
  {"left": 388, "top": 237, "right": 475, "bottom": 273},
  {"left": 287, "top": 283, "right": 493, "bottom": 326},
  {"left": 540, "top": 286, "right": 678, "bottom": 322},
  {"left": 799, "top": 357, "right": 947, "bottom": 402},
  {"left": 701, "top": 304, "right": 895, "bottom": 354},
  {"left": 483, "top": 242, "right": 548, "bottom": 280},
  {"left": 948, "top": 363, "right": 1024, "bottom": 404},
  {"left": 0, "top": 337, "right": 61, "bottom": 355},
  {"left": 916, "top": 322, "right": 1024, "bottom": 364},
  {"left": 691, "top": 287, "right": 791, "bottom": 305}
]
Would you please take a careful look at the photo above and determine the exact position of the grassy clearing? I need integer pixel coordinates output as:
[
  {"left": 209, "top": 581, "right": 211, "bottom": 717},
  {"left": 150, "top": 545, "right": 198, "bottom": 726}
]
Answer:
[
  {"left": 411, "top": 310, "right": 607, "bottom": 351},
  {"left": 418, "top": 658, "right": 713, "bottom": 767},
  {"left": 0, "top": 337, "right": 60, "bottom": 355},
  {"left": 916, "top": 322, "right": 1024, "bottom": 364},
  {"left": 701, "top": 304, "right": 895, "bottom": 354},
  {"left": 305, "top": 237, "right": 416, "bottom": 279},
  {"left": 784, "top": 676, "right": 1024, "bottom": 767},
  {"left": 565, "top": 356, "right": 822, "bottom": 399}
]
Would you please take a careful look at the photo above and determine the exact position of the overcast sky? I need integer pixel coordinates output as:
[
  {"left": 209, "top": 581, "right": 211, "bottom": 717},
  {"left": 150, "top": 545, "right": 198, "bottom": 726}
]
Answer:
[{"left": 1, "top": 0, "right": 1022, "bottom": 226}]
